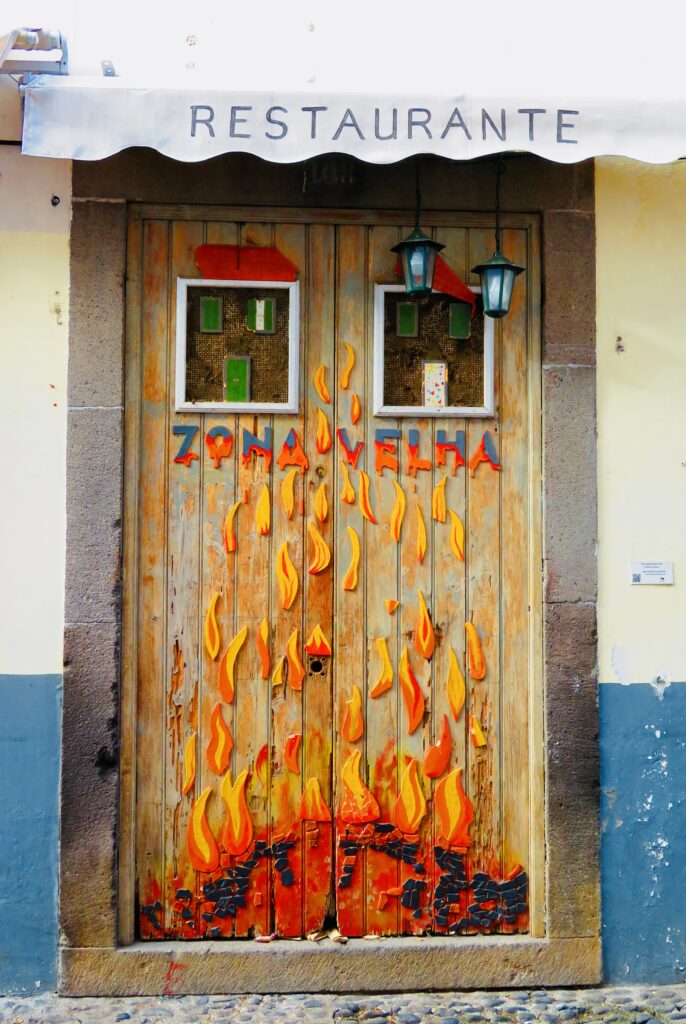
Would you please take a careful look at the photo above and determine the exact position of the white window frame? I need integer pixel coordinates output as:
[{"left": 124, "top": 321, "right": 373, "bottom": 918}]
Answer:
[
  {"left": 175, "top": 278, "right": 300, "bottom": 414},
  {"left": 373, "top": 284, "right": 494, "bottom": 418}
]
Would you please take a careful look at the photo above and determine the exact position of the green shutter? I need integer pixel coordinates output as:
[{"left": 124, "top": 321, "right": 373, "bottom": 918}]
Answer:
[
  {"left": 224, "top": 356, "right": 251, "bottom": 403},
  {"left": 448, "top": 301, "right": 472, "bottom": 339},
  {"left": 396, "top": 301, "right": 418, "bottom": 337},
  {"left": 246, "top": 297, "right": 276, "bottom": 334},
  {"left": 199, "top": 295, "right": 222, "bottom": 333}
]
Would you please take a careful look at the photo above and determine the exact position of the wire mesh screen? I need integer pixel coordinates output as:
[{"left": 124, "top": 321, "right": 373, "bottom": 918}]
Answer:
[
  {"left": 383, "top": 293, "right": 484, "bottom": 408},
  {"left": 185, "top": 286, "right": 290, "bottom": 404}
]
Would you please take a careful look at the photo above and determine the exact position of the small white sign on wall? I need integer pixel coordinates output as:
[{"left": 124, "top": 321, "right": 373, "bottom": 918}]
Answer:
[{"left": 631, "top": 561, "right": 674, "bottom": 585}]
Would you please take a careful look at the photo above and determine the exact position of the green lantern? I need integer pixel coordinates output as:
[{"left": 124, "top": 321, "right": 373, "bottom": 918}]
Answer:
[
  {"left": 392, "top": 224, "right": 444, "bottom": 297},
  {"left": 472, "top": 157, "right": 525, "bottom": 318}
]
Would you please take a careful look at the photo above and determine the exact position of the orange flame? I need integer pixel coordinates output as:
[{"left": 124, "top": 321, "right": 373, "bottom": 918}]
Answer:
[
  {"left": 286, "top": 629, "right": 305, "bottom": 691},
  {"left": 284, "top": 733, "right": 301, "bottom": 773},
  {"left": 399, "top": 646, "right": 425, "bottom": 735},
  {"left": 314, "top": 482, "right": 328, "bottom": 523},
  {"left": 255, "top": 483, "right": 271, "bottom": 536},
  {"left": 305, "top": 624, "right": 332, "bottom": 657},
  {"left": 271, "top": 655, "right": 286, "bottom": 688},
  {"left": 470, "top": 714, "right": 487, "bottom": 748},
  {"left": 432, "top": 475, "right": 447, "bottom": 523},
  {"left": 181, "top": 732, "right": 196, "bottom": 795},
  {"left": 218, "top": 625, "right": 248, "bottom": 703},
  {"left": 370, "top": 636, "right": 393, "bottom": 698},
  {"left": 256, "top": 618, "right": 270, "bottom": 679},
  {"left": 281, "top": 467, "right": 297, "bottom": 520},
  {"left": 340, "top": 343, "right": 355, "bottom": 390},
  {"left": 342, "top": 526, "right": 360, "bottom": 592},
  {"left": 205, "top": 592, "right": 221, "bottom": 660},
  {"left": 434, "top": 767, "right": 474, "bottom": 848},
  {"left": 385, "top": 599, "right": 399, "bottom": 614},
  {"left": 299, "top": 777, "right": 332, "bottom": 821},
  {"left": 207, "top": 702, "right": 234, "bottom": 775},
  {"left": 424, "top": 714, "right": 452, "bottom": 778},
  {"left": 223, "top": 500, "right": 241, "bottom": 554},
  {"left": 390, "top": 480, "right": 406, "bottom": 542},
  {"left": 465, "top": 621, "right": 487, "bottom": 680},
  {"left": 351, "top": 393, "right": 361, "bottom": 424},
  {"left": 446, "top": 646, "right": 466, "bottom": 722},
  {"left": 276, "top": 541, "right": 299, "bottom": 610},
  {"left": 255, "top": 743, "right": 269, "bottom": 791},
  {"left": 414, "top": 589, "right": 435, "bottom": 660},
  {"left": 340, "top": 460, "right": 355, "bottom": 504},
  {"left": 415, "top": 503, "right": 427, "bottom": 564},
  {"left": 187, "top": 786, "right": 220, "bottom": 873},
  {"left": 221, "top": 768, "right": 253, "bottom": 857},
  {"left": 392, "top": 757, "right": 427, "bottom": 834},
  {"left": 358, "top": 470, "right": 378, "bottom": 524},
  {"left": 314, "top": 364, "right": 331, "bottom": 404},
  {"left": 449, "top": 509, "right": 465, "bottom": 561},
  {"left": 308, "top": 521, "right": 331, "bottom": 574},
  {"left": 341, "top": 684, "right": 364, "bottom": 742},
  {"left": 340, "top": 749, "right": 380, "bottom": 823},
  {"left": 316, "top": 407, "right": 333, "bottom": 454}
]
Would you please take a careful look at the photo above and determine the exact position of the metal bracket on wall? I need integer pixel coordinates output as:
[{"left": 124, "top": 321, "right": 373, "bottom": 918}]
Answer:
[{"left": 0, "top": 28, "right": 68, "bottom": 80}]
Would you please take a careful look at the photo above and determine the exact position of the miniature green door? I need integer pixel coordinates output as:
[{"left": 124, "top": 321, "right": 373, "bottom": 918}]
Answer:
[{"left": 127, "top": 210, "right": 542, "bottom": 940}]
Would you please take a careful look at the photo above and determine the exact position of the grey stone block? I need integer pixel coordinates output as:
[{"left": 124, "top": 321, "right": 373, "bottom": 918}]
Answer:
[
  {"left": 544, "top": 366, "right": 597, "bottom": 604},
  {"left": 65, "top": 408, "right": 123, "bottom": 624},
  {"left": 543, "top": 211, "right": 596, "bottom": 366},
  {"left": 68, "top": 201, "right": 127, "bottom": 408}
]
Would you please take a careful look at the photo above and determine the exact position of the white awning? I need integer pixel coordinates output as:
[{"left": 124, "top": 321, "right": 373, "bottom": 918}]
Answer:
[{"left": 20, "top": 75, "right": 686, "bottom": 165}]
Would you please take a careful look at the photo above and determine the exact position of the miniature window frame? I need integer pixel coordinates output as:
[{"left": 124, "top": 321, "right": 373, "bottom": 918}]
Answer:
[
  {"left": 373, "top": 283, "right": 494, "bottom": 418},
  {"left": 175, "top": 278, "right": 300, "bottom": 414}
]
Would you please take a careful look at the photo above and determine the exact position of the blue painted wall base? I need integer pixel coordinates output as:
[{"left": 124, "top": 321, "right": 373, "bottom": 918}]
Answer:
[
  {"left": 0, "top": 675, "right": 61, "bottom": 993},
  {"left": 600, "top": 681, "right": 686, "bottom": 983}
]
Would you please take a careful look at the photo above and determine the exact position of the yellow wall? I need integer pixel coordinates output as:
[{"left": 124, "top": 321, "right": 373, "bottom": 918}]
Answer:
[
  {"left": 596, "top": 158, "right": 686, "bottom": 684},
  {"left": 0, "top": 149, "right": 71, "bottom": 675}
]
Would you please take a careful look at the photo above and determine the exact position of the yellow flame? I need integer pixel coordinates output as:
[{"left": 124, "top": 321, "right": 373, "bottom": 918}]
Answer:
[
  {"left": 218, "top": 625, "right": 248, "bottom": 703},
  {"left": 390, "top": 480, "right": 406, "bottom": 542},
  {"left": 399, "top": 646, "right": 425, "bottom": 734},
  {"left": 416, "top": 503, "right": 427, "bottom": 564},
  {"left": 256, "top": 617, "right": 270, "bottom": 679},
  {"left": 432, "top": 475, "right": 447, "bottom": 523},
  {"left": 276, "top": 541, "right": 299, "bottom": 610},
  {"left": 187, "top": 786, "right": 220, "bottom": 873},
  {"left": 414, "top": 589, "right": 435, "bottom": 660},
  {"left": 340, "top": 460, "right": 355, "bottom": 504},
  {"left": 281, "top": 467, "right": 297, "bottom": 521},
  {"left": 314, "top": 482, "right": 328, "bottom": 523},
  {"left": 446, "top": 646, "right": 466, "bottom": 722},
  {"left": 342, "top": 526, "right": 360, "bottom": 591},
  {"left": 223, "top": 500, "right": 241, "bottom": 553},
  {"left": 385, "top": 599, "right": 399, "bottom": 614},
  {"left": 299, "top": 777, "right": 332, "bottom": 821},
  {"left": 341, "top": 683, "right": 364, "bottom": 742},
  {"left": 314, "top": 364, "right": 331, "bottom": 403},
  {"left": 340, "top": 343, "right": 355, "bottom": 389},
  {"left": 340, "top": 749, "right": 380, "bottom": 823},
  {"left": 465, "top": 621, "right": 487, "bottom": 680},
  {"left": 305, "top": 624, "right": 332, "bottom": 656},
  {"left": 272, "top": 655, "right": 286, "bottom": 688},
  {"left": 449, "top": 509, "right": 465, "bottom": 561},
  {"left": 308, "top": 521, "right": 331, "bottom": 574},
  {"left": 220, "top": 767, "right": 253, "bottom": 856},
  {"left": 359, "top": 470, "right": 377, "bottom": 524},
  {"left": 255, "top": 483, "right": 271, "bottom": 536},
  {"left": 470, "top": 714, "right": 487, "bottom": 747},
  {"left": 370, "top": 636, "right": 393, "bottom": 698},
  {"left": 181, "top": 732, "right": 196, "bottom": 795},
  {"left": 204, "top": 592, "right": 221, "bottom": 661},
  {"left": 392, "top": 757, "right": 427, "bottom": 834},
  {"left": 207, "top": 702, "right": 233, "bottom": 775},
  {"left": 435, "top": 767, "right": 474, "bottom": 848},
  {"left": 351, "top": 393, "right": 361, "bottom": 424},
  {"left": 316, "top": 407, "right": 332, "bottom": 453},
  {"left": 286, "top": 629, "right": 305, "bottom": 690}
]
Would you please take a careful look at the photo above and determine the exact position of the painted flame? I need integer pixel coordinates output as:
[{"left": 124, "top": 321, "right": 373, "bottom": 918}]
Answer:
[
  {"left": 340, "top": 343, "right": 355, "bottom": 389},
  {"left": 187, "top": 786, "right": 220, "bottom": 873},
  {"left": 358, "top": 470, "right": 378, "bottom": 524},
  {"left": 340, "top": 460, "right": 355, "bottom": 504},
  {"left": 385, "top": 599, "right": 399, "bottom": 614},
  {"left": 256, "top": 617, "right": 270, "bottom": 679},
  {"left": 281, "top": 467, "right": 297, "bottom": 520},
  {"left": 284, "top": 733, "right": 301, "bottom": 774},
  {"left": 314, "top": 364, "right": 331, "bottom": 404},
  {"left": 299, "top": 777, "right": 332, "bottom": 822},
  {"left": 305, "top": 624, "right": 332, "bottom": 657},
  {"left": 465, "top": 621, "right": 487, "bottom": 680},
  {"left": 446, "top": 646, "right": 466, "bottom": 722},
  {"left": 255, "top": 743, "right": 269, "bottom": 791},
  {"left": 432, "top": 475, "right": 447, "bottom": 523},
  {"left": 341, "top": 684, "right": 364, "bottom": 742},
  {"left": 470, "top": 714, "right": 487, "bottom": 748},
  {"left": 181, "top": 732, "right": 196, "bottom": 795},
  {"left": 220, "top": 768, "right": 253, "bottom": 857},
  {"left": 448, "top": 509, "right": 465, "bottom": 562},
  {"left": 351, "top": 393, "right": 361, "bottom": 424},
  {"left": 369, "top": 636, "right": 393, "bottom": 698},
  {"left": 415, "top": 503, "right": 427, "bottom": 564},
  {"left": 424, "top": 714, "right": 452, "bottom": 778},
  {"left": 204, "top": 592, "right": 221, "bottom": 661},
  {"left": 390, "top": 480, "right": 406, "bottom": 542},
  {"left": 434, "top": 767, "right": 474, "bottom": 848},
  {"left": 271, "top": 655, "right": 286, "bottom": 688},
  {"left": 207, "top": 702, "right": 234, "bottom": 775},
  {"left": 223, "top": 500, "right": 241, "bottom": 554},
  {"left": 340, "top": 749, "right": 380, "bottom": 823},
  {"left": 308, "top": 521, "right": 331, "bottom": 574},
  {"left": 255, "top": 483, "right": 271, "bottom": 536},
  {"left": 392, "top": 757, "right": 427, "bottom": 834},
  {"left": 286, "top": 628, "right": 305, "bottom": 691},
  {"left": 342, "top": 526, "right": 360, "bottom": 592},
  {"left": 276, "top": 541, "right": 299, "bottom": 610},
  {"left": 399, "top": 646, "right": 425, "bottom": 735},
  {"left": 316, "top": 407, "right": 333, "bottom": 454},
  {"left": 414, "top": 589, "right": 435, "bottom": 660},
  {"left": 218, "top": 625, "right": 248, "bottom": 703},
  {"left": 314, "top": 482, "right": 328, "bottom": 523}
]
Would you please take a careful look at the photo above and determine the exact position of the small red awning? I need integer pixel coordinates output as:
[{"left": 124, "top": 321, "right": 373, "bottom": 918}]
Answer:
[{"left": 195, "top": 244, "right": 298, "bottom": 281}]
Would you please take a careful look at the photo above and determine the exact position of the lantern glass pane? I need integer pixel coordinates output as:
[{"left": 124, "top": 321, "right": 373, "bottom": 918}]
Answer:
[
  {"left": 409, "top": 246, "right": 426, "bottom": 288},
  {"left": 500, "top": 267, "right": 516, "bottom": 311},
  {"left": 485, "top": 268, "right": 504, "bottom": 312}
]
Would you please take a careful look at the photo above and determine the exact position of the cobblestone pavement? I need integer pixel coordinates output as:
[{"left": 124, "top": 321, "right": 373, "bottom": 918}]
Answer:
[{"left": 2, "top": 986, "right": 686, "bottom": 1024}]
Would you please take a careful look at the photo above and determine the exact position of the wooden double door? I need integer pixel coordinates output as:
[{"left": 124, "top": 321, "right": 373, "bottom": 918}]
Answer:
[{"left": 126, "top": 207, "right": 542, "bottom": 941}]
